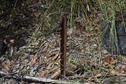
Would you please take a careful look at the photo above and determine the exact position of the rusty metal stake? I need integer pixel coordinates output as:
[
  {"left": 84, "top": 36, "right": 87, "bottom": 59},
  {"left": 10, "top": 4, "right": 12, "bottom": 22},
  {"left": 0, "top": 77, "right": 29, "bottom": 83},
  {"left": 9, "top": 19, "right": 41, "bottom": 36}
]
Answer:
[{"left": 60, "top": 15, "right": 67, "bottom": 77}]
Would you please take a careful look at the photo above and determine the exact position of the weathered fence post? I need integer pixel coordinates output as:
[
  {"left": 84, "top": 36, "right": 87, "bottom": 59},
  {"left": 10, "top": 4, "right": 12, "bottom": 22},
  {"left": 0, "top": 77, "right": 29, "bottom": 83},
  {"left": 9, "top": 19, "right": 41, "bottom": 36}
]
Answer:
[{"left": 60, "top": 15, "right": 67, "bottom": 77}]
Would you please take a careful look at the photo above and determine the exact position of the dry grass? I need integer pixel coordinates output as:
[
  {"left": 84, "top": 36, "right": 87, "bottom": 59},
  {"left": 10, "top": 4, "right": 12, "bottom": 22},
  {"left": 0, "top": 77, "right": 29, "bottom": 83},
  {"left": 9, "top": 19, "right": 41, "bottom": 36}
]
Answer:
[{"left": 0, "top": 0, "right": 126, "bottom": 83}]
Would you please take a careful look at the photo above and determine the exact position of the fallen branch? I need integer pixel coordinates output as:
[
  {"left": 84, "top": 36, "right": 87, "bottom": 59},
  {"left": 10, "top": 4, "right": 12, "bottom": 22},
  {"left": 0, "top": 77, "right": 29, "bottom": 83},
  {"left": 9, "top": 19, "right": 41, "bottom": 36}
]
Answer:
[{"left": 0, "top": 71, "right": 78, "bottom": 84}]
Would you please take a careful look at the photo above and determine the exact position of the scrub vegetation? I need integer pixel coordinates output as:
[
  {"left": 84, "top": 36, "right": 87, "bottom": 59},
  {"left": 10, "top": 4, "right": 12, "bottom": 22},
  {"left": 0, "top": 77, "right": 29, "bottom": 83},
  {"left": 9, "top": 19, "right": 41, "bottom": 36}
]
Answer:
[{"left": 0, "top": 0, "right": 126, "bottom": 83}]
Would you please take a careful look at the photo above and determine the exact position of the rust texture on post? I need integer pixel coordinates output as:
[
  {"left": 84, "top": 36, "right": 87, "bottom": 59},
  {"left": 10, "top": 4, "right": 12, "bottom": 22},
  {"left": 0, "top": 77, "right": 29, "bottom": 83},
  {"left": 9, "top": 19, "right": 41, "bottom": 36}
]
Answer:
[{"left": 60, "top": 15, "right": 67, "bottom": 77}]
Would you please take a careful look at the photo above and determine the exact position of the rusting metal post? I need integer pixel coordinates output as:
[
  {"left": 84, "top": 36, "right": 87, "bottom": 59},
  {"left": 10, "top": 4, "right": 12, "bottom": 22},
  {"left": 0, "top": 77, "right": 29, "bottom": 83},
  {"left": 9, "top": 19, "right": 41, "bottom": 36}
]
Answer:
[{"left": 60, "top": 15, "right": 67, "bottom": 77}]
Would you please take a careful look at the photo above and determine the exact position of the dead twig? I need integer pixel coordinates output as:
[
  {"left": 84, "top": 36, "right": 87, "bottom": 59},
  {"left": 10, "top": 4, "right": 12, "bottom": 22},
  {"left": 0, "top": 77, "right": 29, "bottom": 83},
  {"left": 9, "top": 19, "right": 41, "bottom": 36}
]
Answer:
[{"left": 0, "top": 71, "right": 76, "bottom": 84}]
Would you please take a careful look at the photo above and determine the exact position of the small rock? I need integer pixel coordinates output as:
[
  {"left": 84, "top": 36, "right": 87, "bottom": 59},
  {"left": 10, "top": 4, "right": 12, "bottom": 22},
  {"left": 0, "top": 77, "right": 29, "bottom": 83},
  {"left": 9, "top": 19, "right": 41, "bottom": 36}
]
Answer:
[{"left": 101, "top": 21, "right": 126, "bottom": 56}]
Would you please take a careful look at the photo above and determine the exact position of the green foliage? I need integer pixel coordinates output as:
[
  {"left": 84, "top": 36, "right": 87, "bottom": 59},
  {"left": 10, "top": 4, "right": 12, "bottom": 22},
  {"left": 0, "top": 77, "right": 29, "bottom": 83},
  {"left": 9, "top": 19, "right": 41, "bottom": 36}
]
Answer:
[{"left": 98, "top": 0, "right": 126, "bottom": 54}]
